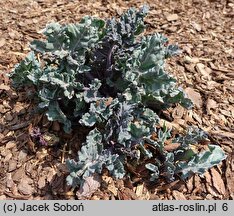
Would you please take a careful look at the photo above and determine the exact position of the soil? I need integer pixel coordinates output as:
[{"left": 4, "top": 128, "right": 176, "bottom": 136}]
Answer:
[{"left": 0, "top": 0, "right": 233, "bottom": 200}]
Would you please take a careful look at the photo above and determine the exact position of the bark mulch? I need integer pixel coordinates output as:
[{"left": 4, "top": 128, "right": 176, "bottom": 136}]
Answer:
[{"left": 0, "top": 0, "right": 233, "bottom": 200}]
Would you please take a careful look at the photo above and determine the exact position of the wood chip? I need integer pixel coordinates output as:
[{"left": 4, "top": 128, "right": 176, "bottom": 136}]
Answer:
[
  {"left": 4, "top": 112, "right": 14, "bottom": 121},
  {"left": 225, "top": 159, "right": 234, "bottom": 198},
  {"left": 18, "top": 150, "right": 27, "bottom": 162},
  {"left": 206, "top": 98, "right": 218, "bottom": 114},
  {"left": 164, "top": 143, "right": 181, "bottom": 152},
  {"left": 4, "top": 191, "right": 31, "bottom": 200},
  {"left": 193, "top": 175, "right": 202, "bottom": 194},
  {"left": 118, "top": 188, "right": 138, "bottom": 200},
  {"left": 5, "top": 141, "right": 16, "bottom": 149},
  {"left": 8, "top": 160, "right": 17, "bottom": 172},
  {"left": 135, "top": 184, "right": 144, "bottom": 198},
  {"left": 18, "top": 178, "right": 33, "bottom": 195},
  {"left": 211, "top": 168, "right": 226, "bottom": 195},
  {"left": 8, "top": 121, "right": 30, "bottom": 130},
  {"left": 6, "top": 173, "right": 14, "bottom": 188},
  {"left": 76, "top": 176, "right": 101, "bottom": 199},
  {"left": 103, "top": 176, "right": 118, "bottom": 196},
  {"left": 209, "top": 130, "right": 234, "bottom": 139},
  {"left": 0, "top": 195, "right": 7, "bottom": 200},
  {"left": 196, "top": 63, "right": 212, "bottom": 80},
  {"left": 185, "top": 87, "right": 203, "bottom": 108},
  {"left": 204, "top": 171, "right": 212, "bottom": 185},
  {"left": 172, "top": 105, "right": 185, "bottom": 119},
  {"left": 0, "top": 84, "right": 10, "bottom": 91},
  {"left": 191, "top": 22, "right": 202, "bottom": 31},
  {"left": 184, "top": 56, "right": 200, "bottom": 64},
  {"left": 12, "top": 167, "right": 25, "bottom": 183},
  {"left": 172, "top": 190, "right": 187, "bottom": 200},
  {"left": 4, "top": 152, "right": 12, "bottom": 162},
  {"left": 38, "top": 176, "right": 46, "bottom": 189},
  {"left": 186, "top": 176, "right": 194, "bottom": 193},
  {"left": 108, "top": 183, "right": 118, "bottom": 196},
  {"left": 166, "top": 14, "right": 179, "bottom": 21},
  {"left": 0, "top": 38, "right": 6, "bottom": 47}
]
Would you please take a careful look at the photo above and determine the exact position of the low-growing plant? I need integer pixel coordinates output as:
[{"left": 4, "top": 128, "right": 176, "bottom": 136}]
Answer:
[{"left": 10, "top": 6, "right": 226, "bottom": 188}]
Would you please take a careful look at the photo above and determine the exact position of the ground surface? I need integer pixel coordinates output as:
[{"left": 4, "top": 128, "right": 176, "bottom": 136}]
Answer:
[{"left": 0, "top": 0, "right": 233, "bottom": 200}]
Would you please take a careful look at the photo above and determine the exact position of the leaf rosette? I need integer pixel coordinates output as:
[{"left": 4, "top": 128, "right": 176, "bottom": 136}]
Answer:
[{"left": 10, "top": 6, "right": 226, "bottom": 187}]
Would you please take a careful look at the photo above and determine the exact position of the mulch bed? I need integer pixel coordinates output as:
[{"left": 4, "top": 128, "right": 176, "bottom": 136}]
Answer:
[{"left": 0, "top": 0, "right": 233, "bottom": 200}]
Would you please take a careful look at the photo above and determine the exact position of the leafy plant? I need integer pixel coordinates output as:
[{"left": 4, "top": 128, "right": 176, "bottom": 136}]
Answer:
[{"left": 10, "top": 6, "right": 226, "bottom": 188}]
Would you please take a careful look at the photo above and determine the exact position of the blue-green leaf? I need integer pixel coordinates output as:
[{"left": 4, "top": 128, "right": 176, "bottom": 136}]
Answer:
[{"left": 176, "top": 145, "right": 226, "bottom": 179}]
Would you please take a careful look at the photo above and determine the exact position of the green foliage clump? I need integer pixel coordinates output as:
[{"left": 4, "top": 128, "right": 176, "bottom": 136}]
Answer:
[{"left": 10, "top": 6, "right": 226, "bottom": 187}]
